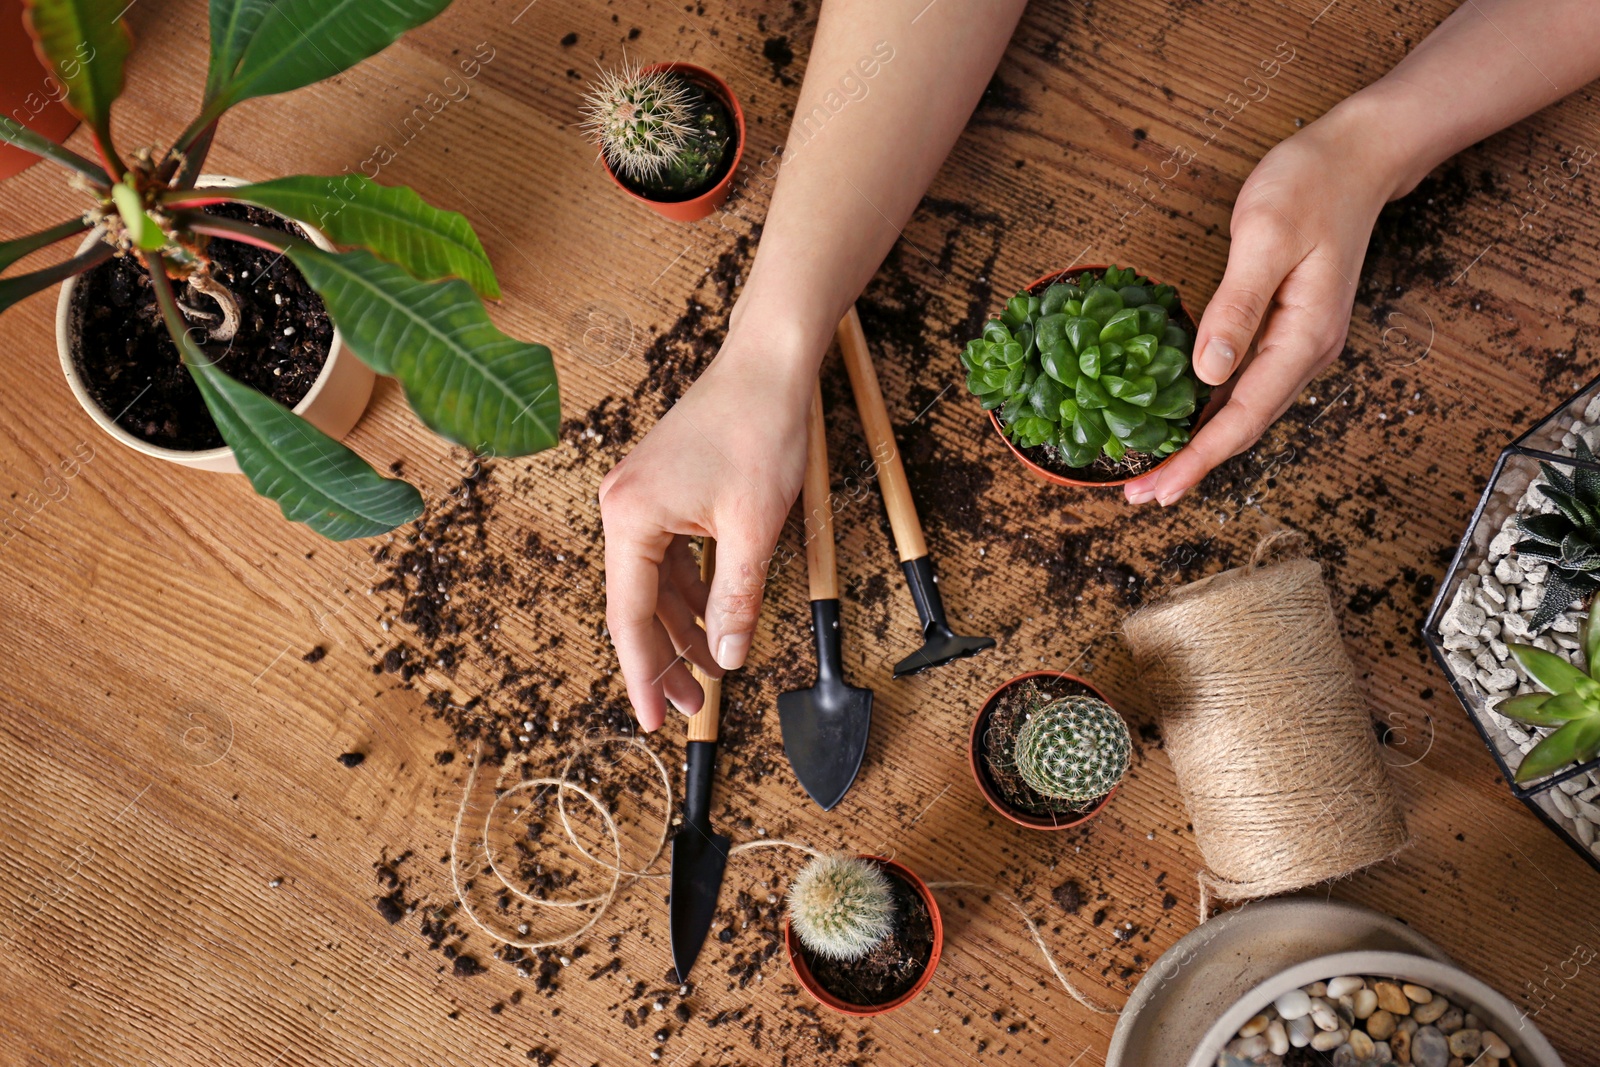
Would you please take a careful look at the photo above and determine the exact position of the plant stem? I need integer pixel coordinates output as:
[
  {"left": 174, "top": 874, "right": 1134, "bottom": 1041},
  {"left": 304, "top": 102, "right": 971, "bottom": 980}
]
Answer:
[
  {"left": 174, "top": 121, "right": 219, "bottom": 189},
  {"left": 0, "top": 118, "right": 110, "bottom": 186},
  {"left": 0, "top": 243, "right": 112, "bottom": 312},
  {"left": 181, "top": 214, "right": 301, "bottom": 254},
  {"left": 0, "top": 219, "right": 92, "bottom": 274}
]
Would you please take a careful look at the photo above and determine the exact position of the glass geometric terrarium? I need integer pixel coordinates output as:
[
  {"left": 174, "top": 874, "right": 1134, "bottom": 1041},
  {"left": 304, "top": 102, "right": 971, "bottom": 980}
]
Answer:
[{"left": 1423, "top": 370, "right": 1600, "bottom": 873}]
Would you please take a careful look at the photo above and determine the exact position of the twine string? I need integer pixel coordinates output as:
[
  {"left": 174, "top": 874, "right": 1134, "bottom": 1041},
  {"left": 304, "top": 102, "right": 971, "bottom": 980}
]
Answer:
[{"left": 448, "top": 738, "right": 1115, "bottom": 1012}]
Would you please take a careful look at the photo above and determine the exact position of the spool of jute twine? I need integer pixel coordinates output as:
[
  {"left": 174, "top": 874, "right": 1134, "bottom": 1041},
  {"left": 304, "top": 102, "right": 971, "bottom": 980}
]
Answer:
[{"left": 1122, "top": 530, "right": 1408, "bottom": 921}]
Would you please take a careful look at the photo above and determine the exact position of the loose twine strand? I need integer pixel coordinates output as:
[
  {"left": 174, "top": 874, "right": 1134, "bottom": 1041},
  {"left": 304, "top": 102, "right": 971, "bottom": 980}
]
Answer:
[
  {"left": 449, "top": 736, "right": 1113, "bottom": 1014},
  {"left": 1122, "top": 530, "right": 1409, "bottom": 924}
]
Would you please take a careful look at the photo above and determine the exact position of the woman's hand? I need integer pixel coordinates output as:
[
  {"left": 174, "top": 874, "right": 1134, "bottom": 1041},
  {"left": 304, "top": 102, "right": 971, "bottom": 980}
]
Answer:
[
  {"left": 1124, "top": 104, "right": 1402, "bottom": 506},
  {"left": 598, "top": 326, "right": 811, "bottom": 731}
]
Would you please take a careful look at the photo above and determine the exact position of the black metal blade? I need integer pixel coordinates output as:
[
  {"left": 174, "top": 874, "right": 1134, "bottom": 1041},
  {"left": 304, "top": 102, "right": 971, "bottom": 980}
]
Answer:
[
  {"left": 669, "top": 740, "right": 729, "bottom": 981},
  {"left": 779, "top": 600, "right": 873, "bottom": 810},
  {"left": 893, "top": 556, "right": 995, "bottom": 677}
]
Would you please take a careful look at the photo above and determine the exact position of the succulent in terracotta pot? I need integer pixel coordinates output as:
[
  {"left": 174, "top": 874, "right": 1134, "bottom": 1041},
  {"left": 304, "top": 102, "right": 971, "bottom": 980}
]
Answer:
[{"left": 0, "top": 0, "right": 560, "bottom": 539}]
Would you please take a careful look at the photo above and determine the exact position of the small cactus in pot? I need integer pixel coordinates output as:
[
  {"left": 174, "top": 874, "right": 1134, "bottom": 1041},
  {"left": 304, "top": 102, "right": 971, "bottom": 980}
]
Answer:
[
  {"left": 787, "top": 853, "right": 896, "bottom": 962},
  {"left": 971, "top": 673, "right": 1130, "bottom": 828},
  {"left": 581, "top": 60, "right": 740, "bottom": 209}
]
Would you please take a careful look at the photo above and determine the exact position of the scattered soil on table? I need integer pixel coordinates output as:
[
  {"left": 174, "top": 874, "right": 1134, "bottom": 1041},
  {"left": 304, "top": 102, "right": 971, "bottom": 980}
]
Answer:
[
  {"left": 797, "top": 863, "right": 933, "bottom": 1008},
  {"left": 69, "top": 202, "right": 333, "bottom": 451},
  {"left": 980, "top": 678, "right": 1103, "bottom": 820}
]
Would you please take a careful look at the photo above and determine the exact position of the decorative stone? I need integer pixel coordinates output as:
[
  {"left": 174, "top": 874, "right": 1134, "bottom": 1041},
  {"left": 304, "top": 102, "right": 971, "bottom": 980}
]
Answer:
[
  {"left": 1326, "top": 976, "right": 1365, "bottom": 999},
  {"left": 1391, "top": 1026, "right": 1411, "bottom": 1065},
  {"left": 1448, "top": 1030, "right": 1482, "bottom": 1058},
  {"left": 1402, "top": 983, "right": 1433, "bottom": 1005},
  {"left": 1436, "top": 1007, "right": 1463, "bottom": 1035},
  {"left": 1411, "top": 996, "right": 1449, "bottom": 1025},
  {"left": 1372, "top": 1039, "right": 1394, "bottom": 1064},
  {"left": 1311, "top": 1028, "right": 1348, "bottom": 1052},
  {"left": 1267, "top": 1019, "right": 1289, "bottom": 1056},
  {"left": 1412, "top": 1025, "right": 1449, "bottom": 1067},
  {"left": 1288, "top": 1014, "right": 1315, "bottom": 1048},
  {"left": 1482, "top": 1031, "right": 1510, "bottom": 1058},
  {"left": 1375, "top": 982, "right": 1412, "bottom": 1015},
  {"left": 1310, "top": 998, "right": 1341, "bottom": 1031},
  {"left": 1275, "top": 989, "right": 1313, "bottom": 1020},
  {"left": 1239, "top": 1014, "right": 1270, "bottom": 1038},
  {"left": 1551, "top": 790, "right": 1577, "bottom": 818},
  {"left": 1367, "top": 1009, "right": 1397, "bottom": 1040},
  {"left": 1306, "top": 981, "right": 1328, "bottom": 997},
  {"left": 1354, "top": 988, "right": 1379, "bottom": 1019},
  {"left": 1226, "top": 1034, "right": 1269, "bottom": 1058},
  {"left": 1349, "top": 1028, "right": 1376, "bottom": 1058}
]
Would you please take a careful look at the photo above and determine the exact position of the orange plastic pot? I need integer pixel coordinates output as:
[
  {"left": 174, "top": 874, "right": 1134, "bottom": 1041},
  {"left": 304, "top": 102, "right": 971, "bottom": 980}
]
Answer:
[
  {"left": 784, "top": 855, "right": 943, "bottom": 1016},
  {"left": 968, "top": 670, "right": 1120, "bottom": 830},
  {"left": 987, "top": 265, "right": 1210, "bottom": 489},
  {"left": 600, "top": 62, "right": 744, "bottom": 224},
  {"left": 0, "top": 0, "right": 80, "bottom": 181}
]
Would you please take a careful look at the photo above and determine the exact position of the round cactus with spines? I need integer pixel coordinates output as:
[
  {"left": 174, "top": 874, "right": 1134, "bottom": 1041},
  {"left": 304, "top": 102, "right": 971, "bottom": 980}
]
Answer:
[
  {"left": 581, "top": 62, "right": 732, "bottom": 197},
  {"left": 787, "top": 853, "right": 896, "bottom": 962},
  {"left": 1013, "top": 694, "right": 1131, "bottom": 803}
]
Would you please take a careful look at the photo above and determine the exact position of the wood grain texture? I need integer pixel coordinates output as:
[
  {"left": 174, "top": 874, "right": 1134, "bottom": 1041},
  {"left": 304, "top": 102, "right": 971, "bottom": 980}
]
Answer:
[
  {"left": 803, "top": 381, "right": 839, "bottom": 603},
  {"left": 1, "top": 0, "right": 1598, "bottom": 1065}
]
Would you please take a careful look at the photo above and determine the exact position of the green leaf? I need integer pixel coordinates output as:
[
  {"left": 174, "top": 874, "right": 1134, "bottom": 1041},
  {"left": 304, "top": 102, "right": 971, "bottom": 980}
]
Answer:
[
  {"left": 1102, "top": 434, "right": 1126, "bottom": 462},
  {"left": 1081, "top": 285, "right": 1123, "bottom": 325},
  {"left": 1147, "top": 346, "right": 1189, "bottom": 388},
  {"left": 1122, "top": 334, "right": 1157, "bottom": 368},
  {"left": 1528, "top": 571, "right": 1592, "bottom": 633},
  {"left": 1123, "top": 414, "right": 1170, "bottom": 452},
  {"left": 24, "top": 0, "right": 131, "bottom": 153},
  {"left": 1064, "top": 316, "right": 1099, "bottom": 355},
  {"left": 1079, "top": 346, "right": 1103, "bottom": 379},
  {"left": 215, "top": 176, "right": 501, "bottom": 298},
  {"left": 1100, "top": 307, "right": 1143, "bottom": 344},
  {"left": 1074, "top": 374, "right": 1110, "bottom": 410},
  {"left": 204, "top": 0, "right": 275, "bottom": 102},
  {"left": 212, "top": 0, "right": 454, "bottom": 109},
  {"left": 1027, "top": 373, "right": 1066, "bottom": 418},
  {"left": 1070, "top": 407, "right": 1108, "bottom": 448},
  {"left": 112, "top": 182, "right": 165, "bottom": 251},
  {"left": 1036, "top": 313, "right": 1067, "bottom": 351},
  {"left": 1040, "top": 283, "right": 1075, "bottom": 316},
  {"left": 1117, "top": 285, "right": 1151, "bottom": 307},
  {"left": 0, "top": 116, "right": 108, "bottom": 183},
  {"left": 982, "top": 320, "right": 1012, "bottom": 345},
  {"left": 1518, "top": 513, "right": 1570, "bottom": 545},
  {"left": 1147, "top": 376, "right": 1197, "bottom": 419},
  {"left": 1057, "top": 434, "right": 1098, "bottom": 468},
  {"left": 143, "top": 265, "right": 423, "bottom": 539},
  {"left": 1103, "top": 399, "right": 1144, "bottom": 440},
  {"left": 1515, "top": 716, "right": 1600, "bottom": 784},
  {"left": 1585, "top": 609, "right": 1600, "bottom": 674},
  {"left": 0, "top": 218, "right": 88, "bottom": 273},
  {"left": 285, "top": 246, "right": 560, "bottom": 456},
  {"left": 1510, "top": 642, "right": 1589, "bottom": 694},
  {"left": 1040, "top": 343, "right": 1079, "bottom": 386},
  {"left": 1136, "top": 303, "right": 1168, "bottom": 337},
  {"left": 1161, "top": 323, "right": 1192, "bottom": 354},
  {"left": 1104, "top": 373, "right": 1157, "bottom": 406},
  {"left": 1499, "top": 691, "right": 1591, "bottom": 726},
  {"left": 0, "top": 242, "right": 109, "bottom": 313}
]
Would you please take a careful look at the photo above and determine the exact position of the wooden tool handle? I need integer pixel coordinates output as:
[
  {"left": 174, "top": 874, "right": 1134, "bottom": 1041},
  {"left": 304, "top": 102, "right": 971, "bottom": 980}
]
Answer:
[
  {"left": 687, "top": 538, "right": 722, "bottom": 742},
  {"left": 803, "top": 380, "right": 839, "bottom": 602},
  {"left": 837, "top": 305, "right": 929, "bottom": 562}
]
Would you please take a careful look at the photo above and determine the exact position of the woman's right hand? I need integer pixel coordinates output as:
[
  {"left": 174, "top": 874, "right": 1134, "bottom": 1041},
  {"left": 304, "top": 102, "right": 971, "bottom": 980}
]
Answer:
[{"left": 598, "top": 323, "right": 813, "bottom": 731}]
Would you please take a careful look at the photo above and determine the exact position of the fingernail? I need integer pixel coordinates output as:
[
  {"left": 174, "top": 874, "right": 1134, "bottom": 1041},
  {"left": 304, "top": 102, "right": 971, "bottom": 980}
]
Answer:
[
  {"left": 1196, "top": 338, "right": 1236, "bottom": 383},
  {"left": 1156, "top": 485, "right": 1189, "bottom": 506},
  {"left": 715, "top": 633, "right": 750, "bottom": 671},
  {"left": 1125, "top": 485, "right": 1158, "bottom": 504}
]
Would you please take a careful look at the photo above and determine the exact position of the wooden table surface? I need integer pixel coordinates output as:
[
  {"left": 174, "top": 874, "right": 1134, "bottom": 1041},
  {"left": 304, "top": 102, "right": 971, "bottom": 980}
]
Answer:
[{"left": 3, "top": 0, "right": 1599, "bottom": 1064}]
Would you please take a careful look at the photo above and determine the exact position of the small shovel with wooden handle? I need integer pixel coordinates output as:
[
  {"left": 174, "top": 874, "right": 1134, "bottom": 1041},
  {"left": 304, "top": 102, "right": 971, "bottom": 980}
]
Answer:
[
  {"left": 778, "top": 381, "right": 875, "bottom": 811},
  {"left": 668, "top": 538, "right": 731, "bottom": 982},
  {"left": 838, "top": 306, "right": 997, "bottom": 677}
]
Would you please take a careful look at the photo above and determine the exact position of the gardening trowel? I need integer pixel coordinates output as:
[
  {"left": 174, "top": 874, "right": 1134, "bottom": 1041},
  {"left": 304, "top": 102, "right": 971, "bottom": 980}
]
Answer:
[
  {"left": 838, "top": 305, "right": 997, "bottom": 678},
  {"left": 778, "top": 381, "right": 875, "bottom": 811},
  {"left": 669, "top": 538, "right": 731, "bottom": 983}
]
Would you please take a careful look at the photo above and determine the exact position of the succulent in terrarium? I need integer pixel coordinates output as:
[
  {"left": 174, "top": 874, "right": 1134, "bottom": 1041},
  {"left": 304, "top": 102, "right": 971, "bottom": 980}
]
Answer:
[
  {"left": 960, "top": 266, "right": 1206, "bottom": 469},
  {"left": 1514, "top": 439, "right": 1600, "bottom": 632},
  {"left": 787, "top": 853, "right": 895, "bottom": 962},
  {"left": 581, "top": 61, "right": 733, "bottom": 198},
  {"left": 1012, "top": 694, "right": 1132, "bottom": 803},
  {"left": 1500, "top": 610, "right": 1600, "bottom": 783}
]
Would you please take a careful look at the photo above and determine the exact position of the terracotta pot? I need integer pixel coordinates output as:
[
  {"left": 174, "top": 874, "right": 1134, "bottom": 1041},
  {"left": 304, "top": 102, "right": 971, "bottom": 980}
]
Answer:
[
  {"left": 987, "top": 265, "right": 1211, "bottom": 489},
  {"left": 968, "top": 670, "right": 1121, "bottom": 830},
  {"left": 784, "top": 855, "right": 943, "bottom": 1016},
  {"left": 0, "top": 0, "right": 80, "bottom": 181},
  {"left": 56, "top": 175, "right": 374, "bottom": 473},
  {"left": 599, "top": 62, "right": 745, "bottom": 223}
]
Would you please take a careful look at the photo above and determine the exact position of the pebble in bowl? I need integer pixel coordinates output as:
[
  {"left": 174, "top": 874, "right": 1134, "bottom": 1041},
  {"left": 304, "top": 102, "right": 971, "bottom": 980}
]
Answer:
[{"left": 1194, "top": 950, "right": 1563, "bottom": 1067}]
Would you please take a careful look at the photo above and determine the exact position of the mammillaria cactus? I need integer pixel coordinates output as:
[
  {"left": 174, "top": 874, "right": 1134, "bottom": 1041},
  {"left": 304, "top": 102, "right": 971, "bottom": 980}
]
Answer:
[
  {"left": 1013, "top": 694, "right": 1132, "bottom": 803},
  {"left": 787, "top": 853, "right": 896, "bottom": 962},
  {"left": 1513, "top": 439, "right": 1600, "bottom": 632},
  {"left": 581, "top": 61, "right": 733, "bottom": 197},
  {"left": 960, "top": 266, "right": 1206, "bottom": 469}
]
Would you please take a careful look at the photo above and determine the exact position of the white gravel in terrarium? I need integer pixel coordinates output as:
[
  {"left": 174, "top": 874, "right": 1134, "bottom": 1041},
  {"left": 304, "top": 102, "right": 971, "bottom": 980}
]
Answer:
[{"left": 1436, "top": 394, "right": 1600, "bottom": 861}]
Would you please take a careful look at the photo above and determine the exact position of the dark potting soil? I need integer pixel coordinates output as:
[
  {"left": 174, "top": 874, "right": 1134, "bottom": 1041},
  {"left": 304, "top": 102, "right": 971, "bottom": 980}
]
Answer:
[
  {"left": 980, "top": 678, "right": 1102, "bottom": 820},
  {"left": 799, "top": 862, "right": 934, "bottom": 1008},
  {"left": 69, "top": 202, "right": 334, "bottom": 451},
  {"left": 1000, "top": 266, "right": 1196, "bottom": 484},
  {"left": 613, "top": 75, "right": 736, "bottom": 202}
]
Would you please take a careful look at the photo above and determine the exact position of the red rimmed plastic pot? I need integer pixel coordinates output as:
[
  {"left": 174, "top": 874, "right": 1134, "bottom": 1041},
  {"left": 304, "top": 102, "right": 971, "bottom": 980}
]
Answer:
[
  {"left": 969, "top": 670, "right": 1121, "bottom": 830},
  {"left": 784, "top": 854, "right": 943, "bottom": 1017},
  {"left": 600, "top": 62, "right": 745, "bottom": 224},
  {"left": 987, "top": 265, "right": 1212, "bottom": 489},
  {"left": 0, "top": 0, "right": 79, "bottom": 182}
]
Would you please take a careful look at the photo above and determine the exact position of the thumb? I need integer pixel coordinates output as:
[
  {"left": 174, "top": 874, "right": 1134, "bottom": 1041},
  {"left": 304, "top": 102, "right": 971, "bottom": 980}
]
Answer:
[
  {"left": 1193, "top": 219, "right": 1297, "bottom": 385},
  {"left": 704, "top": 530, "right": 775, "bottom": 671}
]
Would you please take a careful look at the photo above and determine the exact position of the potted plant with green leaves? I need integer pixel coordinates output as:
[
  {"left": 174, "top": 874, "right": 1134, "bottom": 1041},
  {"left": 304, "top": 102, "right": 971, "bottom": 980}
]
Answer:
[
  {"left": 581, "top": 59, "right": 744, "bottom": 223},
  {"left": 783, "top": 852, "right": 942, "bottom": 1017},
  {"left": 960, "top": 266, "right": 1207, "bottom": 488},
  {"left": 968, "top": 671, "right": 1130, "bottom": 829},
  {"left": 0, "top": 0, "right": 560, "bottom": 540}
]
